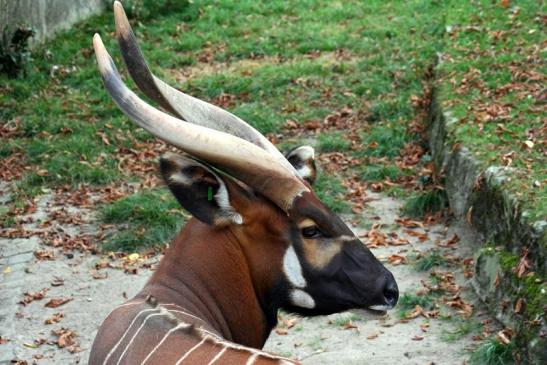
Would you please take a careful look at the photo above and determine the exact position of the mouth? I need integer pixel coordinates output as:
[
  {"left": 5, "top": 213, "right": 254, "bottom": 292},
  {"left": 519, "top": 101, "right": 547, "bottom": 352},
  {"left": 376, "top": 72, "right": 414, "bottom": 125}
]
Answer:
[{"left": 365, "top": 304, "right": 393, "bottom": 315}]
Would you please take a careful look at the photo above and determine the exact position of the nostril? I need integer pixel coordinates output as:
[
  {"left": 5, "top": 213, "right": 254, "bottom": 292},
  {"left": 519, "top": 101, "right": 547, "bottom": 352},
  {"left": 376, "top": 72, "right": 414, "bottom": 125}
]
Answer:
[{"left": 383, "top": 282, "right": 399, "bottom": 307}]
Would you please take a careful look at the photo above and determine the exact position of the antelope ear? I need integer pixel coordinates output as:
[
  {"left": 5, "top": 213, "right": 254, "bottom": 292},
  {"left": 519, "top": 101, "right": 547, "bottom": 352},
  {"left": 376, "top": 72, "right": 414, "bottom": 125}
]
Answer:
[
  {"left": 286, "top": 145, "right": 316, "bottom": 185},
  {"left": 160, "top": 152, "right": 243, "bottom": 227}
]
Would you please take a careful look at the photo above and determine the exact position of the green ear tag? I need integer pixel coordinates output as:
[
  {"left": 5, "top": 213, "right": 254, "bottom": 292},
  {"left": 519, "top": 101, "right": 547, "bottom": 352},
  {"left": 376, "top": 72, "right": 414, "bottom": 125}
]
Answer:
[{"left": 207, "top": 186, "right": 213, "bottom": 201}]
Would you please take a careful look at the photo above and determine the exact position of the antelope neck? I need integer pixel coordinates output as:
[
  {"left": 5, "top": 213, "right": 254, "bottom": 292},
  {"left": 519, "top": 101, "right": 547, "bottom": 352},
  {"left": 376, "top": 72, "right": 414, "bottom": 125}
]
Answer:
[{"left": 143, "top": 219, "right": 275, "bottom": 349}]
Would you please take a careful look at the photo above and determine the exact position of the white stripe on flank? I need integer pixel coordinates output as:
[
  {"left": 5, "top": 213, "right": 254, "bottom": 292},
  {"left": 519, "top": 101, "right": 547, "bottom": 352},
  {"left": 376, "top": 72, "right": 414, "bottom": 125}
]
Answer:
[
  {"left": 207, "top": 337, "right": 296, "bottom": 363},
  {"left": 174, "top": 337, "right": 207, "bottom": 365},
  {"left": 140, "top": 322, "right": 188, "bottom": 365},
  {"left": 161, "top": 305, "right": 204, "bottom": 323},
  {"left": 206, "top": 345, "right": 227, "bottom": 365},
  {"left": 103, "top": 308, "right": 158, "bottom": 365},
  {"left": 245, "top": 353, "right": 258, "bottom": 365},
  {"left": 115, "top": 300, "right": 144, "bottom": 309},
  {"left": 115, "top": 311, "right": 168, "bottom": 365}
]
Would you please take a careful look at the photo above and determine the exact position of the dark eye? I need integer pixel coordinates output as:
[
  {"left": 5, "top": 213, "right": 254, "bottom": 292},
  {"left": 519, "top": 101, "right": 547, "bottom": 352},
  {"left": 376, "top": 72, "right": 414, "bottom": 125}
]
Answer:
[{"left": 301, "top": 225, "right": 321, "bottom": 239}]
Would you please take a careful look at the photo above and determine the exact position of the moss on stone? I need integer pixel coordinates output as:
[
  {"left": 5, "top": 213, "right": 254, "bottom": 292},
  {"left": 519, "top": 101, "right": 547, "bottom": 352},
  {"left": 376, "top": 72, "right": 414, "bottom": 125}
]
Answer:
[{"left": 474, "top": 246, "right": 546, "bottom": 364}]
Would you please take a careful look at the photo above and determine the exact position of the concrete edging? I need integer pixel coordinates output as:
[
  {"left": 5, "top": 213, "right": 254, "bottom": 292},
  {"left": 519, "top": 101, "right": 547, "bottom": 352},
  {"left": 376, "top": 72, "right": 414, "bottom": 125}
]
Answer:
[{"left": 427, "top": 91, "right": 546, "bottom": 364}]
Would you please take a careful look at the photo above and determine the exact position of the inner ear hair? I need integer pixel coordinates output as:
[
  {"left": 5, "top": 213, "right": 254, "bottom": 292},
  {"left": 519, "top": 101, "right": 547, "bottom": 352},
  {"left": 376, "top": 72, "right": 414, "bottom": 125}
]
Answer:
[
  {"left": 285, "top": 145, "right": 316, "bottom": 185},
  {"left": 159, "top": 152, "right": 243, "bottom": 226}
]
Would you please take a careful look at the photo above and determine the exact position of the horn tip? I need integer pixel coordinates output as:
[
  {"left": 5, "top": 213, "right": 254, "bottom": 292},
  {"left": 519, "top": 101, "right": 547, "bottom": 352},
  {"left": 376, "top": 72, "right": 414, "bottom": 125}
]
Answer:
[
  {"left": 114, "top": 1, "right": 131, "bottom": 35},
  {"left": 92, "top": 33, "right": 102, "bottom": 49},
  {"left": 92, "top": 34, "right": 113, "bottom": 76}
]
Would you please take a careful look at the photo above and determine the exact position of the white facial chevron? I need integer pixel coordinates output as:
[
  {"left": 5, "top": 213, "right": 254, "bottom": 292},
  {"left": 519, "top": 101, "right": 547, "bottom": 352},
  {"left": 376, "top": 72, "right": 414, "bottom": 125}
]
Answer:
[{"left": 282, "top": 246, "right": 306, "bottom": 288}]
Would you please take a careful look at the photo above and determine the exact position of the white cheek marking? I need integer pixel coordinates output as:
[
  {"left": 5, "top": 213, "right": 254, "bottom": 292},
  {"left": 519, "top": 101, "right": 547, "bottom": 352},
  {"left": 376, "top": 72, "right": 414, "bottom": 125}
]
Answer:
[
  {"left": 283, "top": 246, "right": 306, "bottom": 288},
  {"left": 290, "top": 289, "right": 315, "bottom": 309}
]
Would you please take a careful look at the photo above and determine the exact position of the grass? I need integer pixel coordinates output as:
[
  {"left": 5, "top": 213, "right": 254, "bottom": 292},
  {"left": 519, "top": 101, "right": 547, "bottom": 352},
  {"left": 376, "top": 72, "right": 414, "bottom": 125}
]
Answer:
[
  {"left": 442, "top": 319, "right": 482, "bottom": 342},
  {"left": 469, "top": 337, "right": 515, "bottom": 365},
  {"left": 436, "top": 0, "right": 546, "bottom": 221},
  {"left": 385, "top": 186, "right": 411, "bottom": 199},
  {"left": 360, "top": 164, "right": 406, "bottom": 182},
  {"left": 357, "top": 123, "right": 408, "bottom": 159},
  {"left": 403, "top": 188, "right": 448, "bottom": 218},
  {"left": 314, "top": 172, "right": 350, "bottom": 214},
  {"left": 397, "top": 291, "right": 437, "bottom": 318},
  {"left": 330, "top": 313, "right": 363, "bottom": 327},
  {"left": 100, "top": 189, "right": 187, "bottom": 251},
  {"left": 413, "top": 250, "right": 448, "bottom": 271},
  {"left": 1, "top": 0, "right": 508, "bottom": 253},
  {"left": 0, "top": 0, "right": 444, "bottom": 202},
  {"left": 317, "top": 132, "right": 350, "bottom": 153}
]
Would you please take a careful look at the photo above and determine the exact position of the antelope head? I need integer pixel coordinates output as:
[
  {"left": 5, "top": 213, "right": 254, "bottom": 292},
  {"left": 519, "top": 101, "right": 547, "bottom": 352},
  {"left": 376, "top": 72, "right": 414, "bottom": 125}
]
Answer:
[{"left": 94, "top": 1, "right": 398, "bottom": 325}]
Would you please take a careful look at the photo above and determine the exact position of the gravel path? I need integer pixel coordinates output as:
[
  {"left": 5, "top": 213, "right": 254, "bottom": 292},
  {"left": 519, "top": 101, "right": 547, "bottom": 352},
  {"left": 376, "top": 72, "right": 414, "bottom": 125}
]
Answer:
[{"left": 0, "top": 191, "right": 494, "bottom": 364}]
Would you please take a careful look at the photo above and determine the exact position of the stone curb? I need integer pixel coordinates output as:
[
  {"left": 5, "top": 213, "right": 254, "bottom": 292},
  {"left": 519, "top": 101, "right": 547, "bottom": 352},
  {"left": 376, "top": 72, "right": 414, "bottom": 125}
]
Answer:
[{"left": 427, "top": 91, "right": 546, "bottom": 364}]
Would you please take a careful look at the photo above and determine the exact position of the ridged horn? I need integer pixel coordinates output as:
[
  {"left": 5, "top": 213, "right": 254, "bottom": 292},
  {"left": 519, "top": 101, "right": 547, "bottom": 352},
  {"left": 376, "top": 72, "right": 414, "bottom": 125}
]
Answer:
[
  {"left": 112, "top": 1, "right": 291, "bottom": 169},
  {"left": 93, "top": 34, "right": 308, "bottom": 212}
]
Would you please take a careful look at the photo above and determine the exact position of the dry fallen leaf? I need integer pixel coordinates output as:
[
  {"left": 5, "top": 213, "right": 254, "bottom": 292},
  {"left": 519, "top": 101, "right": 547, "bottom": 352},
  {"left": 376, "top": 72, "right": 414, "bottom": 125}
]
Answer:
[
  {"left": 496, "top": 329, "right": 514, "bottom": 345},
  {"left": 20, "top": 288, "right": 48, "bottom": 306},
  {"left": 388, "top": 254, "right": 407, "bottom": 265},
  {"left": 45, "top": 312, "right": 64, "bottom": 325},
  {"left": 34, "top": 250, "right": 55, "bottom": 261},
  {"left": 45, "top": 297, "right": 72, "bottom": 308},
  {"left": 51, "top": 328, "right": 81, "bottom": 353},
  {"left": 91, "top": 270, "right": 108, "bottom": 280},
  {"left": 404, "top": 229, "right": 428, "bottom": 241},
  {"left": 395, "top": 218, "right": 424, "bottom": 228},
  {"left": 343, "top": 321, "right": 358, "bottom": 330},
  {"left": 439, "top": 234, "right": 459, "bottom": 247},
  {"left": 406, "top": 305, "right": 424, "bottom": 319},
  {"left": 444, "top": 295, "right": 473, "bottom": 318},
  {"left": 494, "top": 271, "right": 501, "bottom": 288},
  {"left": 513, "top": 249, "right": 530, "bottom": 278},
  {"left": 389, "top": 236, "right": 410, "bottom": 246},
  {"left": 366, "top": 332, "right": 381, "bottom": 340},
  {"left": 514, "top": 298, "right": 524, "bottom": 314}
]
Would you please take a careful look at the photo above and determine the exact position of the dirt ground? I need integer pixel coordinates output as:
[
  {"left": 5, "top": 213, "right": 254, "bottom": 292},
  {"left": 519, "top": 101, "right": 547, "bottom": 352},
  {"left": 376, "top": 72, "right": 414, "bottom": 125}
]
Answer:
[{"left": 0, "top": 187, "right": 495, "bottom": 364}]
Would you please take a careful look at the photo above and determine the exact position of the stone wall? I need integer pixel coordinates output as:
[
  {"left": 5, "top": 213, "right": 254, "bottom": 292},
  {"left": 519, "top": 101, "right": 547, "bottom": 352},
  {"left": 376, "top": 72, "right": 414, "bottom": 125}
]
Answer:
[
  {"left": 0, "top": 0, "right": 106, "bottom": 43},
  {"left": 427, "top": 91, "right": 546, "bottom": 365}
]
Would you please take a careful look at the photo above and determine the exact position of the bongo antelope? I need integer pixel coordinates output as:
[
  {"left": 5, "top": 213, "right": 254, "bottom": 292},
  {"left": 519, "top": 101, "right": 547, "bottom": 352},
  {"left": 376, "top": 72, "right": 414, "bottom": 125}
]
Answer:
[{"left": 89, "top": 3, "right": 398, "bottom": 364}]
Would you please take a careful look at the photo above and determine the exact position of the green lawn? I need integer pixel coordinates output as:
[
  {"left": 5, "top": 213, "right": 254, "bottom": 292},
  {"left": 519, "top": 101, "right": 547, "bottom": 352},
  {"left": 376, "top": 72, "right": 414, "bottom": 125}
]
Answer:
[
  {"left": 1, "top": 0, "right": 446, "bottom": 250},
  {"left": 436, "top": 0, "right": 546, "bottom": 220},
  {"left": 1, "top": 0, "right": 542, "bottom": 251}
]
